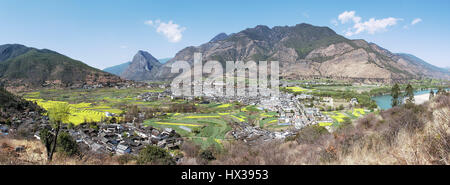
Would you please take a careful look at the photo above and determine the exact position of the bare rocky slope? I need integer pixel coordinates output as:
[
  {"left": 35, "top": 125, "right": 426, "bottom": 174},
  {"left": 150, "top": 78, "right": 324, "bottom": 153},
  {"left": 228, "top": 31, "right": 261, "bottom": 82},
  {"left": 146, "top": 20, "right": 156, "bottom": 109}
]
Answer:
[{"left": 135, "top": 23, "right": 449, "bottom": 82}]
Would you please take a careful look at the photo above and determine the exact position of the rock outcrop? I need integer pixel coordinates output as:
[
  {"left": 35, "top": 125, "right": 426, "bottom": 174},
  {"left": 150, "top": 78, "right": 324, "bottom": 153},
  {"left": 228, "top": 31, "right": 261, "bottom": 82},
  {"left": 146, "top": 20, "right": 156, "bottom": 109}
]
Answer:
[{"left": 120, "top": 50, "right": 162, "bottom": 81}]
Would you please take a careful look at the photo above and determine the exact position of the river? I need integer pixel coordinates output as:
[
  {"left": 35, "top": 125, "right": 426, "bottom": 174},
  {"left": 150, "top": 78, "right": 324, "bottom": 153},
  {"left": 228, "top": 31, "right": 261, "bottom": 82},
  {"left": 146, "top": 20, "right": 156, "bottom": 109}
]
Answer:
[{"left": 371, "top": 88, "right": 449, "bottom": 110}]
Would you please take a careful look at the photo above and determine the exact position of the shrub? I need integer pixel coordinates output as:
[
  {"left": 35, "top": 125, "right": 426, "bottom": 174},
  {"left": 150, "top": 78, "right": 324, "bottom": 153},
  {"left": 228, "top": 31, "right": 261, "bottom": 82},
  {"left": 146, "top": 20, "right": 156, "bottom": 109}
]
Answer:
[
  {"left": 295, "top": 125, "right": 329, "bottom": 144},
  {"left": 117, "top": 154, "right": 135, "bottom": 165},
  {"left": 319, "top": 145, "right": 338, "bottom": 163},
  {"left": 56, "top": 131, "right": 80, "bottom": 156},
  {"left": 357, "top": 113, "right": 377, "bottom": 129},
  {"left": 199, "top": 149, "right": 216, "bottom": 161},
  {"left": 137, "top": 145, "right": 175, "bottom": 165}
]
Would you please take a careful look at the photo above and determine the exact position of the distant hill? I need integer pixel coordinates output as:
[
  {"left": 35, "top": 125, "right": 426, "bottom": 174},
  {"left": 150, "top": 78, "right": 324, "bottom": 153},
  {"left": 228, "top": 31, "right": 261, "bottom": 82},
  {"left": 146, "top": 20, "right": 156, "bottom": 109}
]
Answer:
[
  {"left": 395, "top": 53, "right": 450, "bottom": 79},
  {"left": 0, "top": 44, "right": 123, "bottom": 90},
  {"left": 103, "top": 62, "right": 131, "bottom": 76},
  {"left": 158, "top": 58, "right": 171, "bottom": 64},
  {"left": 103, "top": 58, "right": 171, "bottom": 76}
]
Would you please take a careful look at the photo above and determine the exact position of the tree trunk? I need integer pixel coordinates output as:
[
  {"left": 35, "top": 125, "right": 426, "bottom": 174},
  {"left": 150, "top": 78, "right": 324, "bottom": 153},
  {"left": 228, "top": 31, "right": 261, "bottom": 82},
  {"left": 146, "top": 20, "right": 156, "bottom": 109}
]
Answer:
[
  {"left": 46, "top": 141, "right": 52, "bottom": 160},
  {"left": 48, "top": 122, "right": 60, "bottom": 162}
]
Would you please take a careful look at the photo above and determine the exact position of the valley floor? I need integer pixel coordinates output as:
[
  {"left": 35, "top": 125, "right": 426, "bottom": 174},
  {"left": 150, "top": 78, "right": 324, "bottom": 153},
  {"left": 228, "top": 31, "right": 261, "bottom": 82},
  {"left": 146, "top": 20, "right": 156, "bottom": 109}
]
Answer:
[{"left": 1, "top": 80, "right": 449, "bottom": 165}]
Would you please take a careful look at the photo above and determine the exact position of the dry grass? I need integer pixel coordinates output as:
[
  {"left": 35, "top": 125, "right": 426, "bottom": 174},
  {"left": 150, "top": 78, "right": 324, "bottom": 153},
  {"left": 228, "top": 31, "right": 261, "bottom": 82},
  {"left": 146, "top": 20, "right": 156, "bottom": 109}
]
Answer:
[
  {"left": 331, "top": 95, "right": 449, "bottom": 165},
  {"left": 209, "top": 95, "right": 450, "bottom": 165},
  {"left": 0, "top": 138, "right": 47, "bottom": 164},
  {"left": 0, "top": 138, "right": 122, "bottom": 165}
]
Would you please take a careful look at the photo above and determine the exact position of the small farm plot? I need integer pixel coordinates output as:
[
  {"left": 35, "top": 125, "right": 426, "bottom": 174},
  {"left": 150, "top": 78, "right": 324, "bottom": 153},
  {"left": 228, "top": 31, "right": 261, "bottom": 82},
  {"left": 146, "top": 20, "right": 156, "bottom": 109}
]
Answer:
[
  {"left": 285, "top": 86, "right": 309, "bottom": 92},
  {"left": 322, "top": 108, "right": 371, "bottom": 127},
  {"left": 144, "top": 113, "right": 232, "bottom": 149}
]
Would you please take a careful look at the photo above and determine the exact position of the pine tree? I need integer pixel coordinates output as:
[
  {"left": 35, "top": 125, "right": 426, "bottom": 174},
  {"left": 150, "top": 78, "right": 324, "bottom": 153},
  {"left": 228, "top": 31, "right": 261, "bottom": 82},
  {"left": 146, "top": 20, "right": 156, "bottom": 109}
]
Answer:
[
  {"left": 429, "top": 89, "right": 435, "bottom": 100},
  {"left": 436, "top": 87, "right": 447, "bottom": 95},
  {"left": 405, "top": 84, "right": 414, "bottom": 104},
  {"left": 436, "top": 87, "right": 445, "bottom": 95},
  {"left": 391, "top": 83, "right": 400, "bottom": 107}
]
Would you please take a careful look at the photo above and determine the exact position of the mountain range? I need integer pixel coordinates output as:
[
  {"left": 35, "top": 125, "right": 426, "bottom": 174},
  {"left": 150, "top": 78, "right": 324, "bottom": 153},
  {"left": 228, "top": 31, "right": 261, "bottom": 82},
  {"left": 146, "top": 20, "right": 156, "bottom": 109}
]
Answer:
[
  {"left": 0, "top": 44, "right": 123, "bottom": 90},
  {"left": 119, "top": 23, "right": 449, "bottom": 82},
  {"left": 2, "top": 23, "right": 449, "bottom": 90}
]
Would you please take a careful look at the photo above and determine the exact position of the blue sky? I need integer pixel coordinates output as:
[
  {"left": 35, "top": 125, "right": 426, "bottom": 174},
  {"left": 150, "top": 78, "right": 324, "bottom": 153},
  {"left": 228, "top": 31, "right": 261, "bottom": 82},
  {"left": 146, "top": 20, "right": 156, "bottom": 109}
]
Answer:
[{"left": 1, "top": 0, "right": 449, "bottom": 69}]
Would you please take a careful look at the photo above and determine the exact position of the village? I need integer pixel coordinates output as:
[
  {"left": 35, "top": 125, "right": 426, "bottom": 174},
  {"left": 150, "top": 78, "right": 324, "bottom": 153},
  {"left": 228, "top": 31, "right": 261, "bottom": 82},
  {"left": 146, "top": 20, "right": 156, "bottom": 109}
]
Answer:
[
  {"left": 31, "top": 120, "right": 183, "bottom": 158},
  {"left": 1, "top": 78, "right": 366, "bottom": 160},
  {"left": 139, "top": 80, "right": 363, "bottom": 142}
]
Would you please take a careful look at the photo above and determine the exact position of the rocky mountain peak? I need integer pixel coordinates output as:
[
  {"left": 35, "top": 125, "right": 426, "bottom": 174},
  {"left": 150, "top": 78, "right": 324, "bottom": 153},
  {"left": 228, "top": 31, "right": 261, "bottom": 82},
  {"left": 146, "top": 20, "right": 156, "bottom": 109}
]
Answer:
[
  {"left": 120, "top": 50, "right": 162, "bottom": 81},
  {"left": 209, "top": 33, "right": 229, "bottom": 42},
  {"left": 131, "top": 50, "right": 161, "bottom": 72}
]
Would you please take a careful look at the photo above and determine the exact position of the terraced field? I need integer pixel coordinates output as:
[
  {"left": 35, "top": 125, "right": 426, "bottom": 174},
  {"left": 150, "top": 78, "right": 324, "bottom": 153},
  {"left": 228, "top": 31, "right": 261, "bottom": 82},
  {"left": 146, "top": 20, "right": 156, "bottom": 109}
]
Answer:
[
  {"left": 25, "top": 98, "right": 121, "bottom": 125},
  {"left": 285, "top": 86, "right": 308, "bottom": 92},
  {"left": 145, "top": 104, "right": 281, "bottom": 149},
  {"left": 21, "top": 88, "right": 165, "bottom": 125},
  {"left": 144, "top": 112, "right": 232, "bottom": 149},
  {"left": 21, "top": 88, "right": 282, "bottom": 149},
  {"left": 22, "top": 88, "right": 167, "bottom": 110},
  {"left": 322, "top": 108, "right": 370, "bottom": 126}
]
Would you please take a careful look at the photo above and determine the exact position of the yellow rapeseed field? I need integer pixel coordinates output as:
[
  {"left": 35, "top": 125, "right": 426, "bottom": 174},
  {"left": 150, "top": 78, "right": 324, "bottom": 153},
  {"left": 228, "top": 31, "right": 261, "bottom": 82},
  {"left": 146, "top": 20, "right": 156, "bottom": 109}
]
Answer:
[
  {"left": 26, "top": 98, "right": 121, "bottom": 125},
  {"left": 285, "top": 86, "right": 307, "bottom": 92},
  {"left": 217, "top": 104, "right": 231, "bottom": 108}
]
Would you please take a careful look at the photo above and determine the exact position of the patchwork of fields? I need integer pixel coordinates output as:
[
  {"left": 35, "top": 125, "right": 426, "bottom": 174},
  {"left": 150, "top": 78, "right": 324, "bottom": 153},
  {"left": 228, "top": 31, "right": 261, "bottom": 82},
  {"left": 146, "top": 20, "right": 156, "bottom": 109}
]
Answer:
[
  {"left": 21, "top": 88, "right": 284, "bottom": 149},
  {"left": 322, "top": 108, "right": 370, "bottom": 126},
  {"left": 145, "top": 104, "right": 281, "bottom": 149}
]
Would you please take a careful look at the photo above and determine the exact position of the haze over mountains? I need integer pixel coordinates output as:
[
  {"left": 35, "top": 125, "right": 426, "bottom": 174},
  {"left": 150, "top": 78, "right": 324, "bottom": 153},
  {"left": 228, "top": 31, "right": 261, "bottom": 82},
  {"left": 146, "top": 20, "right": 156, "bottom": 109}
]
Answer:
[{"left": 117, "top": 23, "right": 449, "bottom": 82}]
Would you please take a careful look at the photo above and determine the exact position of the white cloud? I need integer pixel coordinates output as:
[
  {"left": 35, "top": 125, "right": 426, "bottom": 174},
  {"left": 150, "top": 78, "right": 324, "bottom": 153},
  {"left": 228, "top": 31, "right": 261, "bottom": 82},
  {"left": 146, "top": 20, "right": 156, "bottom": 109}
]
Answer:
[
  {"left": 338, "top": 11, "right": 361, "bottom": 24},
  {"left": 411, "top": 18, "right": 422, "bottom": 25},
  {"left": 349, "top": 17, "right": 400, "bottom": 36},
  {"left": 337, "top": 11, "right": 401, "bottom": 36},
  {"left": 145, "top": 19, "right": 186, "bottom": 43}
]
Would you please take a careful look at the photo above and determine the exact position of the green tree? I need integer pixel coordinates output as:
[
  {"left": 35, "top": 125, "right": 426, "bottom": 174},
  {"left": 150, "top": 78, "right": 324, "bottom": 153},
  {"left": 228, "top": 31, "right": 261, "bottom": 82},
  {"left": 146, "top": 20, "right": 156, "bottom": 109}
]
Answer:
[
  {"left": 199, "top": 148, "right": 216, "bottom": 161},
  {"left": 137, "top": 145, "right": 175, "bottom": 165},
  {"left": 391, "top": 84, "right": 401, "bottom": 107},
  {"left": 429, "top": 89, "right": 435, "bottom": 100},
  {"left": 44, "top": 103, "right": 71, "bottom": 161},
  {"left": 56, "top": 131, "right": 80, "bottom": 157},
  {"left": 39, "top": 127, "right": 54, "bottom": 160},
  {"left": 436, "top": 87, "right": 446, "bottom": 95},
  {"left": 404, "top": 84, "right": 414, "bottom": 104}
]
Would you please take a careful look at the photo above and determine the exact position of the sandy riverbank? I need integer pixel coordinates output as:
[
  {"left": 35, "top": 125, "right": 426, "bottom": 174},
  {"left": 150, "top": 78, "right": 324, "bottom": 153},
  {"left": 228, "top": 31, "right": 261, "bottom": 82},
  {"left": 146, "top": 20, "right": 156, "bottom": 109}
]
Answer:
[{"left": 413, "top": 93, "right": 430, "bottom": 105}]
